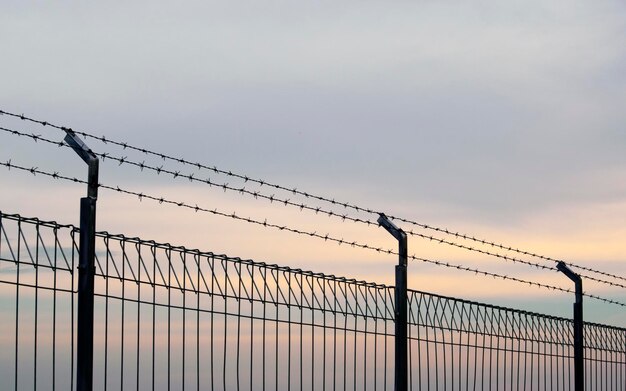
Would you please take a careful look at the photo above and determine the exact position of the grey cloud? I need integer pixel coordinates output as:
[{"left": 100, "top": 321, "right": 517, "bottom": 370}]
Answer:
[{"left": 1, "top": 0, "right": 625, "bottom": 224}]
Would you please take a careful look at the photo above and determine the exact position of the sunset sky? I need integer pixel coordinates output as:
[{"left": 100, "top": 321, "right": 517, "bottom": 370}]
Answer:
[{"left": 1, "top": 1, "right": 625, "bottom": 326}]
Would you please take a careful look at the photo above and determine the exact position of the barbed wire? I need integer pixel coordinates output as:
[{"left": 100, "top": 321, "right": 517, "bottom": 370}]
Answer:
[
  {"left": 1, "top": 157, "right": 625, "bottom": 308},
  {"left": 1, "top": 109, "right": 624, "bottom": 284},
  {"left": 2, "top": 124, "right": 626, "bottom": 291},
  {"left": 0, "top": 125, "right": 369, "bottom": 226}
]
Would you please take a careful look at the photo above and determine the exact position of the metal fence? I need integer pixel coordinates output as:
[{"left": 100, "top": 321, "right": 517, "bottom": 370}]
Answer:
[{"left": 1, "top": 211, "right": 625, "bottom": 390}]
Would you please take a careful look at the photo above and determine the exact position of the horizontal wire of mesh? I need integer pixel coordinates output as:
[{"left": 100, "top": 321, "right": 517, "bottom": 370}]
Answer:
[{"left": 1, "top": 210, "right": 625, "bottom": 390}]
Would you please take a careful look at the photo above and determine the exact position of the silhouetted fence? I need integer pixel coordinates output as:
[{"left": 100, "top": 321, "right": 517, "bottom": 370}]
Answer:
[{"left": 1, "top": 211, "right": 624, "bottom": 390}]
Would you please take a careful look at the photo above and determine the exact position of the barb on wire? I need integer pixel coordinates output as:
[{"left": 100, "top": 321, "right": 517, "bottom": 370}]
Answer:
[
  {"left": 1, "top": 157, "right": 625, "bottom": 308},
  {"left": 2, "top": 123, "right": 626, "bottom": 291}
]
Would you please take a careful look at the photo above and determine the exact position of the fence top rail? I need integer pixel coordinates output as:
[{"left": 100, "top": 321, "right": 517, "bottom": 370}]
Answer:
[
  {"left": 2, "top": 209, "right": 625, "bottom": 333},
  {"left": 95, "top": 231, "right": 393, "bottom": 289},
  {"left": 407, "top": 288, "right": 626, "bottom": 333},
  {"left": 0, "top": 210, "right": 75, "bottom": 230},
  {"left": 0, "top": 209, "right": 391, "bottom": 290}
]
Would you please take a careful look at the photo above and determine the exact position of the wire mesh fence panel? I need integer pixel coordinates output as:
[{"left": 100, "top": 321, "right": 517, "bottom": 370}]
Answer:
[
  {"left": 407, "top": 290, "right": 626, "bottom": 390},
  {"left": 1, "top": 210, "right": 625, "bottom": 390},
  {"left": 89, "top": 232, "right": 396, "bottom": 391},
  {"left": 0, "top": 213, "right": 76, "bottom": 391}
]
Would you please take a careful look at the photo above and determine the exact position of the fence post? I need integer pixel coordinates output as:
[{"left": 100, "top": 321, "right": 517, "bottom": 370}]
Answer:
[
  {"left": 64, "top": 130, "right": 99, "bottom": 391},
  {"left": 378, "top": 214, "right": 408, "bottom": 391},
  {"left": 557, "top": 261, "right": 584, "bottom": 391}
]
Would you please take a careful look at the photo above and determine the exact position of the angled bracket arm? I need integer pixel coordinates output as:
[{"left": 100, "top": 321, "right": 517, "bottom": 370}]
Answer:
[
  {"left": 63, "top": 129, "right": 99, "bottom": 199},
  {"left": 378, "top": 213, "right": 407, "bottom": 266},
  {"left": 557, "top": 261, "right": 584, "bottom": 391},
  {"left": 62, "top": 128, "right": 100, "bottom": 391},
  {"left": 557, "top": 261, "right": 583, "bottom": 303}
]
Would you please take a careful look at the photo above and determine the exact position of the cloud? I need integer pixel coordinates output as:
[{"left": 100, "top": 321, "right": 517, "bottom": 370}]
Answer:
[{"left": 1, "top": 0, "right": 626, "bottom": 324}]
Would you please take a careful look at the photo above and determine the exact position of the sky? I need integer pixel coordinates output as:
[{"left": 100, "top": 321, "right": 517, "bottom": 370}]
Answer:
[{"left": 1, "top": 1, "right": 626, "bottom": 326}]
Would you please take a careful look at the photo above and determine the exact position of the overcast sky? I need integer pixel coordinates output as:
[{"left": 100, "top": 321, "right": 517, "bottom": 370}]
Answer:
[{"left": 1, "top": 1, "right": 625, "bottom": 324}]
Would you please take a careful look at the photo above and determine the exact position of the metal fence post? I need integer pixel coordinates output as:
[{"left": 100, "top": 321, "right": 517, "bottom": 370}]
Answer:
[
  {"left": 378, "top": 214, "right": 408, "bottom": 391},
  {"left": 64, "top": 130, "right": 99, "bottom": 391},
  {"left": 557, "top": 261, "right": 584, "bottom": 391}
]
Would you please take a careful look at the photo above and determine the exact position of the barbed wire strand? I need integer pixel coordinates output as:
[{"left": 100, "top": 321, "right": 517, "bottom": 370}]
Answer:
[
  {"left": 2, "top": 124, "right": 625, "bottom": 290},
  {"left": 1, "top": 158, "right": 624, "bottom": 308},
  {"left": 1, "top": 109, "right": 624, "bottom": 283}
]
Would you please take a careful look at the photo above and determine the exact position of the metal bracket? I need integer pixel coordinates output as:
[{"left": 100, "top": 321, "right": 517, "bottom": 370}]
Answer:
[
  {"left": 378, "top": 213, "right": 408, "bottom": 391},
  {"left": 557, "top": 261, "right": 582, "bottom": 301},
  {"left": 557, "top": 261, "right": 584, "bottom": 390},
  {"left": 378, "top": 213, "right": 407, "bottom": 266},
  {"left": 63, "top": 129, "right": 99, "bottom": 199},
  {"left": 63, "top": 128, "right": 99, "bottom": 391}
]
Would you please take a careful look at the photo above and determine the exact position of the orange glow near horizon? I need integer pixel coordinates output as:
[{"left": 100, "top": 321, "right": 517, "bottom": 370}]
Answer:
[{"left": 1, "top": 181, "right": 625, "bottom": 317}]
